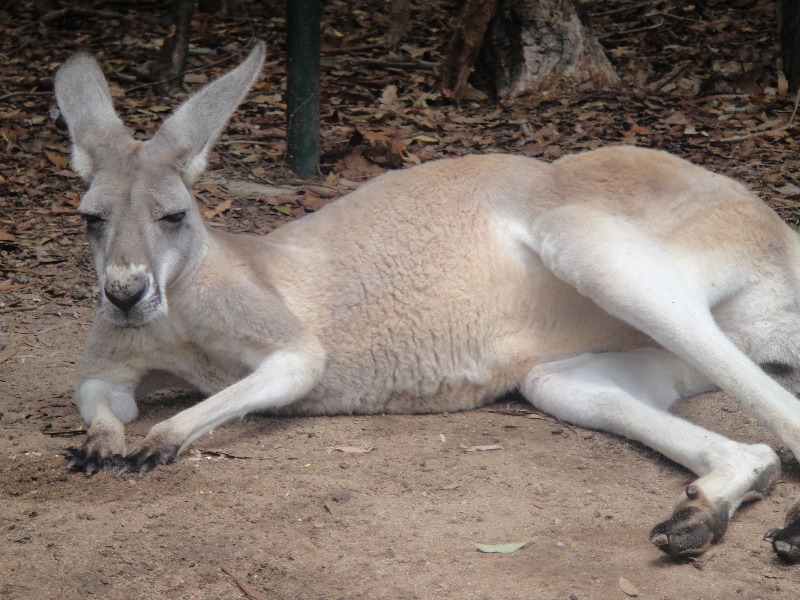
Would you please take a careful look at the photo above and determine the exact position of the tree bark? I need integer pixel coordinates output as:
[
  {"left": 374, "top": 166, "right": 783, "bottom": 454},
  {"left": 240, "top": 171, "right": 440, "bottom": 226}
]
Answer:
[
  {"left": 197, "top": 0, "right": 222, "bottom": 14},
  {"left": 151, "top": 0, "right": 195, "bottom": 96},
  {"left": 780, "top": 0, "right": 800, "bottom": 93},
  {"left": 471, "top": 0, "right": 619, "bottom": 101},
  {"left": 386, "top": 0, "right": 412, "bottom": 51},
  {"left": 439, "top": 0, "right": 500, "bottom": 102}
]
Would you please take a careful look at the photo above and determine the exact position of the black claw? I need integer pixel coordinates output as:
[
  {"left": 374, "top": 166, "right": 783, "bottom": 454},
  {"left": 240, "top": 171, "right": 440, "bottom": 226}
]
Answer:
[
  {"left": 771, "top": 520, "right": 800, "bottom": 564},
  {"left": 62, "top": 445, "right": 116, "bottom": 476},
  {"left": 114, "top": 445, "right": 177, "bottom": 478},
  {"left": 650, "top": 502, "right": 729, "bottom": 556}
]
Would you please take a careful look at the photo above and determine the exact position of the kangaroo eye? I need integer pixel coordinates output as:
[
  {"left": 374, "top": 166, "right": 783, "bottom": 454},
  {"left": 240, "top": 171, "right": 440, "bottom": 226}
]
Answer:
[{"left": 160, "top": 211, "right": 186, "bottom": 224}]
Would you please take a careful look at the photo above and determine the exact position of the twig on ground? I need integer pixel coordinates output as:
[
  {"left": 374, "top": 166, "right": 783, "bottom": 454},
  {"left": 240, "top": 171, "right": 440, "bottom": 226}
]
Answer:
[
  {"left": 221, "top": 567, "right": 270, "bottom": 600},
  {"left": 685, "top": 93, "right": 751, "bottom": 104},
  {"left": 219, "top": 152, "right": 275, "bottom": 185},
  {"left": 0, "top": 305, "right": 39, "bottom": 314},
  {"left": 657, "top": 11, "right": 701, "bottom": 23},
  {"left": 37, "top": 7, "right": 126, "bottom": 29},
  {"left": 789, "top": 86, "right": 800, "bottom": 126},
  {"left": 720, "top": 88, "right": 800, "bottom": 143},
  {"left": 347, "top": 57, "right": 438, "bottom": 72},
  {"left": 94, "top": 0, "right": 172, "bottom": 11},
  {"left": 647, "top": 59, "right": 691, "bottom": 93},
  {"left": 589, "top": 0, "right": 656, "bottom": 18},
  {"left": 0, "top": 90, "right": 53, "bottom": 102},
  {"left": 598, "top": 17, "right": 664, "bottom": 39}
]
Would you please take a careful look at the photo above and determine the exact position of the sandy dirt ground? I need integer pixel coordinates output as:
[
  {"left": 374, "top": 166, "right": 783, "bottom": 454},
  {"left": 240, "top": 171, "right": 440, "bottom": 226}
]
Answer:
[{"left": 3, "top": 313, "right": 800, "bottom": 600}]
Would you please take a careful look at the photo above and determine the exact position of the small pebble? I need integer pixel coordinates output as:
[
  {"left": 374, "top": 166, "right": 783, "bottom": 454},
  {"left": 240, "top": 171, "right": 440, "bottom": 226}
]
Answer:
[{"left": 555, "top": 542, "right": 565, "bottom": 548}]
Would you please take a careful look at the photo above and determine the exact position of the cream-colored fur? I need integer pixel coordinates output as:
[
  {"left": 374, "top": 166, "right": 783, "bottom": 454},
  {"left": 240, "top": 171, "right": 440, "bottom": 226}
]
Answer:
[{"left": 54, "top": 44, "right": 800, "bottom": 560}]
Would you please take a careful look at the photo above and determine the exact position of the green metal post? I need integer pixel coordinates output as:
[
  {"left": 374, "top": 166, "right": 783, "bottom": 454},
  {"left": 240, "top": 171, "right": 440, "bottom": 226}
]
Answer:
[{"left": 286, "top": 0, "right": 321, "bottom": 179}]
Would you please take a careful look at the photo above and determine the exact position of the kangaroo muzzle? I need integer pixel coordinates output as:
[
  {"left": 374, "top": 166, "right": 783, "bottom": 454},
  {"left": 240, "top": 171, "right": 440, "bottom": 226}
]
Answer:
[{"left": 103, "top": 265, "right": 151, "bottom": 314}]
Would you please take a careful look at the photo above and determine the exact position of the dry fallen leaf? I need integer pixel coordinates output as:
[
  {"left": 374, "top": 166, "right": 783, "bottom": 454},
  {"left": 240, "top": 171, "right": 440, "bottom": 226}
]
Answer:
[
  {"left": 184, "top": 73, "right": 209, "bottom": 84},
  {"left": 43, "top": 149, "right": 65, "bottom": 168},
  {"left": 0, "top": 230, "right": 16, "bottom": 242},
  {"left": 619, "top": 576, "right": 639, "bottom": 597},
  {"left": 526, "top": 413, "right": 550, "bottom": 420},
  {"left": 778, "top": 70, "right": 789, "bottom": 96},
  {"left": 464, "top": 445, "right": 503, "bottom": 452},
  {"left": 475, "top": 541, "right": 530, "bottom": 554},
  {"left": 0, "top": 341, "right": 19, "bottom": 364},
  {"left": 328, "top": 445, "right": 373, "bottom": 454},
  {"left": 203, "top": 198, "right": 232, "bottom": 220},
  {"left": 221, "top": 566, "right": 269, "bottom": 600}
]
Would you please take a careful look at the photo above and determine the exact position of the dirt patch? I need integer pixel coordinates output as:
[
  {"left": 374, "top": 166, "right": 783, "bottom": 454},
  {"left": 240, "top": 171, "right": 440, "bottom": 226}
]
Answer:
[{"left": 3, "top": 324, "right": 800, "bottom": 600}]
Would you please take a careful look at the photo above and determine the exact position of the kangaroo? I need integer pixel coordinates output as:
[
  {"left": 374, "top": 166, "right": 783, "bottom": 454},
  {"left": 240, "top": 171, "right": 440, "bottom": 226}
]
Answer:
[{"left": 54, "top": 43, "right": 800, "bottom": 563}]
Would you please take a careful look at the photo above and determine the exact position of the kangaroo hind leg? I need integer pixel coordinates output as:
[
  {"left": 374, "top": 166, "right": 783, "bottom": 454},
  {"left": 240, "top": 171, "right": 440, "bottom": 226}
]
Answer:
[{"left": 520, "top": 348, "right": 781, "bottom": 556}]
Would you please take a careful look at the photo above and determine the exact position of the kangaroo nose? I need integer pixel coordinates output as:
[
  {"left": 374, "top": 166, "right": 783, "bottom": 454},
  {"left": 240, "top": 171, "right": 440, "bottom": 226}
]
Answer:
[{"left": 105, "top": 282, "right": 147, "bottom": 312}]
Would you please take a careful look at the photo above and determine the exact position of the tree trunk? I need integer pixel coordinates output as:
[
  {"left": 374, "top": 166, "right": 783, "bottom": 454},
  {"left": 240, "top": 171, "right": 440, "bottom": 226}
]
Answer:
[
  {"left": 197, "top": 0, "right": 222, "bottom": 14},
  {"left": 286, "top": 0, "right": 321, "bottom": 179},
  {"left": 439, "top": 0, "right": 500, "bottom": 102},
  {"left": 151, "top": 0, "right": 195, "bottom": 96},
  {"left": 471, "top": 0, "right": 619, "bottom": 101},
  {"left": 780, "top": 0, "right": 800, "bottom": 93},
  {"left": 386, "top": 0, "right": 412, "bottom": 51}
]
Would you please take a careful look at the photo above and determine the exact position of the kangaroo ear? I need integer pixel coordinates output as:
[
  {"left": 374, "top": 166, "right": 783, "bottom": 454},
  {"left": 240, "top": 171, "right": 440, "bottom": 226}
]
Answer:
[
  {"left": 54, "top": 53, "right": 127, "bottom": 181},
  {"left": 151, "top": 42, "right": 266, "bottom": 183}
]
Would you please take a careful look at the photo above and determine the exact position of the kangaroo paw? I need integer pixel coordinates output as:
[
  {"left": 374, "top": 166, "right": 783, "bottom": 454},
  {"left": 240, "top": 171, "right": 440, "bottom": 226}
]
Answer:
[
  {"left": 63, "top": 419, "right": 126, "bottom": 476},
  {"left": 115, "top": 442, "right": 178, "bottom": 477},
  {"left": 62, "top": 445, "right": 122, "bottom": 476},
  {"left": 650, "top": 485, "right": 729, "bottom": 556},
  {"left": 768, "top": 498, "right": 800, "bottom": 564}
]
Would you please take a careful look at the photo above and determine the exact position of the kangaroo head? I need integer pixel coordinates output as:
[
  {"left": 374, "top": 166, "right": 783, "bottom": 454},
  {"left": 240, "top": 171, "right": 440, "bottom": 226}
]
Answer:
[{"left": 54, "top": 44, "right": 265, "bottom": 327}]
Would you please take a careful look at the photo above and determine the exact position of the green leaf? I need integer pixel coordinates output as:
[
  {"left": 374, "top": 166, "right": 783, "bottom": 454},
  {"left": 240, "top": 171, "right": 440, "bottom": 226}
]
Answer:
[
  {"left": 412, "top": 135, "right": 439, "bottom": 143},
  {"left": 458, "top": 443, "right": 468, "bottom": 450},
  {"left": 554, "top": 518, "right": 563, "bottom": 525},
  {"left": 475, "top": 541, "right": 530, "bottom": 554},
  {"left": 273, "top": 204, "right": 293, "bottom": 215}
]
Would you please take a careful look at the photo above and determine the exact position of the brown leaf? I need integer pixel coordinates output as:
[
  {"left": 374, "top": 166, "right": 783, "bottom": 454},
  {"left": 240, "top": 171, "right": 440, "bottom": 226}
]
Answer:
[
  {"left": 62, "top": 194, "right": 81, "bottom": 207},
  {"left": 464, "top": 445, "right": 503, "bottom": 452},
  {"left": 203, "top": 198, "right": 232, "bottom": 220},
  {"left": 184, "top": 73, "right": 209, "bottom": 84},
  {"left": 328, "top": 445, "right": 373, "bottom": 454},
  {"left": 619, "top": 577, "right": 639, "bottom": 597},
  {"left": 0, "top": 341, "right": 19, "bottom": 364},
  {"left": 265, "top": 194, "right": 297, "bottom": 206},
  {"left": 340, "top": 153, "right": 386, "bottom": 179},
  {"left": 778, "top": 71, "right": 789, "bottom": 96},
  {"left": 221, "top": 567, "right": 269, "bottom": 600},
  {"left": 0, "top": 230, "right": 16, "bottom": 241},
  {"left": 303, "top": 185, "right": 340, "bottom": 199},
  {"left": 43, "top": 149, "right": 65, "bottom": 168},
  {"left": 0, "top": 281, "right": 33, "bottom": 291},
  {"left": 300, "top": 191, "right": 338, "bottom": 212}
]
